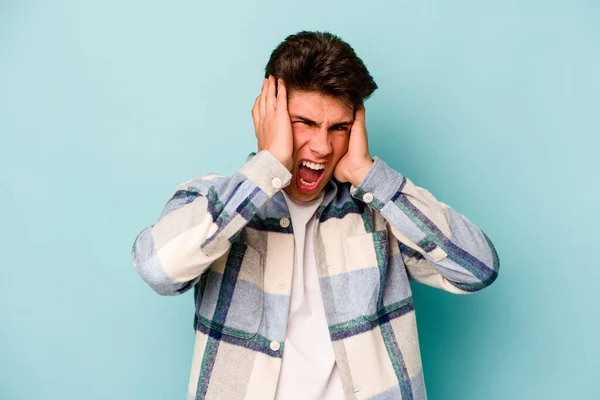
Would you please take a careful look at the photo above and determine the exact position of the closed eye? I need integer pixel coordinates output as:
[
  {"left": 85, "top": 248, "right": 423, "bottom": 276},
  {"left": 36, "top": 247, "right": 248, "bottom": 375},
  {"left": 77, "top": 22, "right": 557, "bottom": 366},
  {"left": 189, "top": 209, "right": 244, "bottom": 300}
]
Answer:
[
  {"left": 292, "top": 121, "right": 316, "bottom": 127},
  {"left": 292, "top": 120, "right": 349, "bottom": 131},
  {"left": 330, "top": 125, "right": 350, "bottom": 132}
]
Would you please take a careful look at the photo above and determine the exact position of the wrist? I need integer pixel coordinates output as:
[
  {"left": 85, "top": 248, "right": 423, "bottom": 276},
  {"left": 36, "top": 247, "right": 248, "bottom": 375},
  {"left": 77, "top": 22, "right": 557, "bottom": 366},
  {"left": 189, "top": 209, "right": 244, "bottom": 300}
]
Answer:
[
  {"left": 348, "top": 158, "right": 374, "bottom": 187},
  {"left": 266, "top": 149, "right": 293, "bottom": 171}
]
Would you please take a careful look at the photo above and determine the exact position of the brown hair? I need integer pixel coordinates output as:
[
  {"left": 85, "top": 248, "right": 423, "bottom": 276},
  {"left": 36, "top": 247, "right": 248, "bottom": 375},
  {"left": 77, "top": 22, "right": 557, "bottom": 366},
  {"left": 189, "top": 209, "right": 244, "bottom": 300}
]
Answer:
[{"left": 265, "top": 31, "right": 378, "bottom": 110}]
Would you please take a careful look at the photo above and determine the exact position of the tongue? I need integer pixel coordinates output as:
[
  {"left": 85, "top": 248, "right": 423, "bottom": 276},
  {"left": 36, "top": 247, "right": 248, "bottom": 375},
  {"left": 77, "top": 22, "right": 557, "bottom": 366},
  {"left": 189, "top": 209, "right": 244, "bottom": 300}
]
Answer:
[{"left": 298, "top": 165, "right": 322, "bottom": 183}]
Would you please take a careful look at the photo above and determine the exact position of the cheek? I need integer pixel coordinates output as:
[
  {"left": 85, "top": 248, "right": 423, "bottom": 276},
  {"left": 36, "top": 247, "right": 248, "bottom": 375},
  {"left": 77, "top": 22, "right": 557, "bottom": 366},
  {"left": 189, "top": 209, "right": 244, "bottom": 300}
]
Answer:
[
  {"left": 331, "top": 135, "right": 350, "bottom": 159},
  {"left": 291, "top": 127, "right": 312, "bottom": 152}
]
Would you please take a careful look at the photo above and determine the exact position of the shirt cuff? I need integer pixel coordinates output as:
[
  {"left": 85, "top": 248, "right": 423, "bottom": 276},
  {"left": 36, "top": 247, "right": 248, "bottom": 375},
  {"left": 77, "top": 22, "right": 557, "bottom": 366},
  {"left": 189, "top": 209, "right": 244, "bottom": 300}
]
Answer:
[
  {"left": 350, "top": 156, "right": 405, "bottom": 209},
  {"left": 239, "top": 150, "right": 293, "bottom": 197}
]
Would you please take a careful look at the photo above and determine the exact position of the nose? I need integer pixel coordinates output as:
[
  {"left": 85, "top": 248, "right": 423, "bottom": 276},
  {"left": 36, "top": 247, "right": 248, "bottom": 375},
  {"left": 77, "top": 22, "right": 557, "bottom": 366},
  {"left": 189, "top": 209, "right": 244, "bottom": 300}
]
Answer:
[{"left": 309, "top": 127, "right": 332, "bottom": 158}]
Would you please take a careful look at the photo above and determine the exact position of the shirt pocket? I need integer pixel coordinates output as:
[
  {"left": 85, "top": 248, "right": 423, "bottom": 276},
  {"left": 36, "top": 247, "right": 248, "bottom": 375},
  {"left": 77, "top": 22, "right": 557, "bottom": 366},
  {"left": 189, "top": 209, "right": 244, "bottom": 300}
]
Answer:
[
  {"left": 343, "top": 229, "right": 389, "bottom": 319},
  {"left": 195, "top": 241, "right": 264, "bottom": 340}
]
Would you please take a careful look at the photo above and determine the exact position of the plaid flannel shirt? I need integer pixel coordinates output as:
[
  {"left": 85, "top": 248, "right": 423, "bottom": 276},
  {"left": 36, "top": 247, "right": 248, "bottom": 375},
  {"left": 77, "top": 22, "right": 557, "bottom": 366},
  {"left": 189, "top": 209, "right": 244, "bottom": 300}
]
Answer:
[{"left": 131, "top": 150, "right": 499, "bottom": 400}]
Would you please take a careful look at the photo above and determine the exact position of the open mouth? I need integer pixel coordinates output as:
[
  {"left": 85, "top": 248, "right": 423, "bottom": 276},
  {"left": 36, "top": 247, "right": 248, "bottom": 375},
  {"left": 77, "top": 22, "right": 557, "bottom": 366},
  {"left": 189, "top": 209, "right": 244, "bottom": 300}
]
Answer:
[{"left": 296, "top": 160, "right": 327, "bottom": 192}]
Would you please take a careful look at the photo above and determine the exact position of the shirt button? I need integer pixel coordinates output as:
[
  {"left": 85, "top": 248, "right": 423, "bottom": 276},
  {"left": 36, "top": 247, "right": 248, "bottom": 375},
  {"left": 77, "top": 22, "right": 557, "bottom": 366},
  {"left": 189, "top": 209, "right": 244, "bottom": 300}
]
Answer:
[
  {"left": 270, "top": 341, "right": 281, "bottom": 351},
  {"left": 279, "top": 217, "right": 290, "bottom": 228},
  {"left": 272, "top": 177, "right": 283, "bottom": 189},
  {"left": 277, "top": 281, "right": 286, "bottom": 290},
  {"left": 362, "top": 192, "right": 374, "bottom": 203}
]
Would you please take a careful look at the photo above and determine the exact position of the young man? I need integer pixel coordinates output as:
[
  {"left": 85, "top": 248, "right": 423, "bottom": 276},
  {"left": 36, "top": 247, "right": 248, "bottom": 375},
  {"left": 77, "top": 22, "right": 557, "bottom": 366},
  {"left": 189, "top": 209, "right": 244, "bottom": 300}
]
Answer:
[{"left": 132, "top": 31, "right": 499, "bottom": 400}]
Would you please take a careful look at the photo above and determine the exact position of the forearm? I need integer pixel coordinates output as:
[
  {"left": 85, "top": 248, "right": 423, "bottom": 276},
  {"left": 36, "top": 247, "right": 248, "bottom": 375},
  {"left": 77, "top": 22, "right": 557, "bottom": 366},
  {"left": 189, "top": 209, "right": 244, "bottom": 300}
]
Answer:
[
  {"left": 350, "top": 157, "right": 499, "bottom": 293},
  {"left": 131, "top": 150, "right": 292, "bottom": 295}
]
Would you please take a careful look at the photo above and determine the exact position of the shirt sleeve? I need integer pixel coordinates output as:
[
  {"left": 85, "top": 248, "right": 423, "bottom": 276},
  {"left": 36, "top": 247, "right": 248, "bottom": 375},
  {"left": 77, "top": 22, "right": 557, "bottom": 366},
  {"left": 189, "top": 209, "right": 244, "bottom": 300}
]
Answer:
[
  {"left": 350, "top": 156, "right": 499, "bottom": 294},
  {"left": 131, "top": 150, "right": 292, "bottom": 295}
]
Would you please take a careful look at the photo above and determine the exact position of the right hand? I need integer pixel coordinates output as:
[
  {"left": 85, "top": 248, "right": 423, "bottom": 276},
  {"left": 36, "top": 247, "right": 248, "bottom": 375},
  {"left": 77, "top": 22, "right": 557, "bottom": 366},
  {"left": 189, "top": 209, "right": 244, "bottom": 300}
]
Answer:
[{"left": 251, "top": 75, "right": 294, "bottom": 171}]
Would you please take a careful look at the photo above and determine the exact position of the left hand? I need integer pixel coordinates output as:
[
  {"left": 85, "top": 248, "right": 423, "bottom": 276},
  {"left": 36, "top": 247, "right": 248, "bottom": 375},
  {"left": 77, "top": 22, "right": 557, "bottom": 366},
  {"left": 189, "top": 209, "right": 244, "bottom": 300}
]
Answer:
[{"left": 334, "top": 105, "right": 374, "bottom": 186}]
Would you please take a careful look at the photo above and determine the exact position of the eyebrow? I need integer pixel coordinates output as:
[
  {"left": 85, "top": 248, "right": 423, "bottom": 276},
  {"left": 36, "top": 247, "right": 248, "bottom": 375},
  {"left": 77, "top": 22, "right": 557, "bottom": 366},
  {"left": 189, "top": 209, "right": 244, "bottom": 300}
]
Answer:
[{"left": 290, "top": 114, "right": 353, "bottom": 128}]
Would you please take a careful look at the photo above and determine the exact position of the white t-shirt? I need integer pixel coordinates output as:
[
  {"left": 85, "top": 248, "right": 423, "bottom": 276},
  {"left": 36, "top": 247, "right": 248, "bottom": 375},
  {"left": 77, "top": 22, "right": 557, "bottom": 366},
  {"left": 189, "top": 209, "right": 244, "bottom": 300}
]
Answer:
[{"left": 275, "top": 191, "right": 344, "bottom": 400}]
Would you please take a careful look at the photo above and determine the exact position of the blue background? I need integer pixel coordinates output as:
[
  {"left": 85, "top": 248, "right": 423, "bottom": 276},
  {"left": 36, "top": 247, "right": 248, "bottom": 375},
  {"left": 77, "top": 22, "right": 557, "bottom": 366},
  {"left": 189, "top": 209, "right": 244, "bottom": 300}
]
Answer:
[{"left": 1, "top": 0, "right": 598, "bottom": 399}]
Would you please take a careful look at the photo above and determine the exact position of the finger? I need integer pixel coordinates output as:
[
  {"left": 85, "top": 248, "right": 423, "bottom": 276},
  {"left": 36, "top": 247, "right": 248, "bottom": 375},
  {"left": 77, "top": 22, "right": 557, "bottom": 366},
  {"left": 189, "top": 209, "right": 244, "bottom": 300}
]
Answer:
[
  {"left": 349, "top": 105, "right": 368, "bottom": 151},
  {"left": 252, "top": 94, "right": 260, "bottom": 133},
  {"left": 266, "top": 75, "right": 276, "bottom": 111},
  {"left": 276, "top": 78, "right": 288, "bottom": 113},
  {"left": 259, "top": 78, "right": 268, "bottom": 120},
  {"left": 359, "top": 106, "right": 368, "bottom": 140},
  {"left": 351, "top": 105, "right": 366, "bottom": 135},
  {"left": 354, "top": 104, "right": 366, "bottom": 127}
]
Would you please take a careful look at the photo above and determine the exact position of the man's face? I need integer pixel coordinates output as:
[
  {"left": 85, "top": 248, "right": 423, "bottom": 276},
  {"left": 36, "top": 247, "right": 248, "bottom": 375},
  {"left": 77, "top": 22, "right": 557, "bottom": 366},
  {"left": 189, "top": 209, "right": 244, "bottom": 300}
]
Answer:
[{"left": 283, "top": 90, "right": 355, "bottom": 202}]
